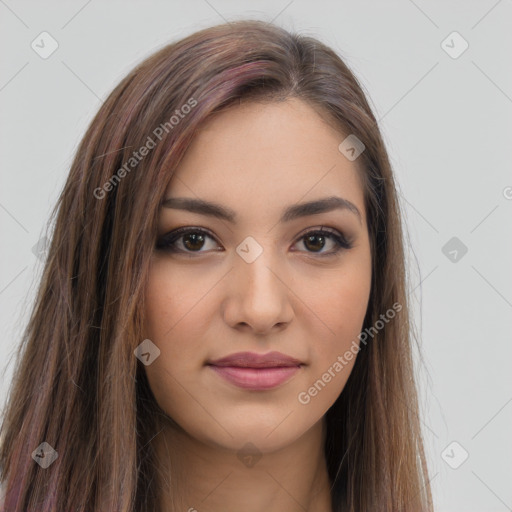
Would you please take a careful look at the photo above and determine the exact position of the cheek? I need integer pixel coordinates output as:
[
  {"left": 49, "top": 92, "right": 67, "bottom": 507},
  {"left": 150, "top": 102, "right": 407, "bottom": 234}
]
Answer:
[
  {"left": 143, "top": 259, "right": 217, "bottom": 345},
  {"left": 141, "top": 263, "right": 204, "bottom": 401},
  {"left": 309, "top": 250, "right": 371, "bottom": 336},
  {"left": 301, "top": 254, "right": 371, "bottom": 394},
  {"left": 327, "top": 275, "right": 370, "bottom": 342}
]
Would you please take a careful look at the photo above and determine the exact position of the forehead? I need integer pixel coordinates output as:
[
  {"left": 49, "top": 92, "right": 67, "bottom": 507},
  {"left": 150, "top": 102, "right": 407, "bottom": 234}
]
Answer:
[{"left": 166, "top": 98, "right": 366, "bottom": 224}]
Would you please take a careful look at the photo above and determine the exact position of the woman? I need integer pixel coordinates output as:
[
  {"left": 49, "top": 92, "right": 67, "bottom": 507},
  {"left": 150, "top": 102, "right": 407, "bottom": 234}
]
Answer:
[{"left": 0, "top": 19, "right": 434, "bottom": 511}]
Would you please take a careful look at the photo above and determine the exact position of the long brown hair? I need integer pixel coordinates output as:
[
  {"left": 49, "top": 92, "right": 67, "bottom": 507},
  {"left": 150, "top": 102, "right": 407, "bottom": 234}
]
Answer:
[{"left": 0, "top": 19, "right": 433, "bottom": 511}]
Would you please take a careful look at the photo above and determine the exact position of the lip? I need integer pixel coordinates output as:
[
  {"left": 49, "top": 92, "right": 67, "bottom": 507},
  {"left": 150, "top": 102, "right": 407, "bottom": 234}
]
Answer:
[
  {"left": 208, "top": 351, "right": 303, "bottom": 368},
  {"left": 207, "top": 351, "right": 303, "bottom": 390}
]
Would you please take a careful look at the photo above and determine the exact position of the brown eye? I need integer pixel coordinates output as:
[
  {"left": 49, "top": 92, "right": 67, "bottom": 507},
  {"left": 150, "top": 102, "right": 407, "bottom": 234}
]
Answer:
[
  {"left": 293, "top": 228, "right": 352, "bottom": 256},
  {"left": 303, "top": 233, "right": 326, "bottom": 252},
  {"left": 182, "top": 232, "right": 206, "bottom": 251},
  {"left": 156, "top": 227, "right": 220, "bottom": 254}
]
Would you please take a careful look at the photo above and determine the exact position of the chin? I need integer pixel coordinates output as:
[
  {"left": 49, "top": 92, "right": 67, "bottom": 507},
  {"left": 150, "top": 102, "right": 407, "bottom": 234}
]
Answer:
[{"left": 190, "top": 412, "right": 320, "bottom": 455}]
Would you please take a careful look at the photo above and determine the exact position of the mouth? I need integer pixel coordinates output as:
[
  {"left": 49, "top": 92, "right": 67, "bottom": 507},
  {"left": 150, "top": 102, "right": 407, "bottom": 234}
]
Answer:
[
  {"left": 207, "top": 365, "right": 302, "bottom": 390},
  {"left": 206, "top": 351, "right": 304, "bottom": 390}
]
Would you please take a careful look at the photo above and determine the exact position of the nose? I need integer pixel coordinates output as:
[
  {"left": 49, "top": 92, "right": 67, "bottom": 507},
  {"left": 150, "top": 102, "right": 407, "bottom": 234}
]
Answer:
[{"left": 221, "top": 249, "right": 294, "bottom": 335}]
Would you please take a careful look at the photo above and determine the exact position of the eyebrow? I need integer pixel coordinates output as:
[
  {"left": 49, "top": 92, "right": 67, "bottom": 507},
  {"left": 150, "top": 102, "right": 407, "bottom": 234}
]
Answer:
[{"left": 162, "top": 195, "right": 362, "bottom": 225}]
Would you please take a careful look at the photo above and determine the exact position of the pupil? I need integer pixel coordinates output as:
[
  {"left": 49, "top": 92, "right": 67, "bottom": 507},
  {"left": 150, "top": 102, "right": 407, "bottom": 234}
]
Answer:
[
  {"left": 305, "top": 234, "right": 325, "bottom": 252},
  {"left": 184, "top": 233, "right": 205, "bottom": 251}
]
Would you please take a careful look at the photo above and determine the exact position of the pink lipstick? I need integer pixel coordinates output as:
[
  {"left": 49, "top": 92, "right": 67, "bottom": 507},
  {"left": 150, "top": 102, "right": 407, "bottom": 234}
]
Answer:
[{"left": 207, "top": 351, "right": 303, "bottom": 390}]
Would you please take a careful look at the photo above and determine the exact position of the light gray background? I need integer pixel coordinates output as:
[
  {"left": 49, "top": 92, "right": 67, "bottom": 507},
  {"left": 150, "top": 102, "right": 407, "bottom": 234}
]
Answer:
[{"left": 1, "top": 1, "right": 511, "bottom": 510}]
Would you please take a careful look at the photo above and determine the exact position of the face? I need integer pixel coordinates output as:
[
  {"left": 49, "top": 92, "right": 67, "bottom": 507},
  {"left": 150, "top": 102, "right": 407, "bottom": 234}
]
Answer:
[{"left": 143, "top": 98, "right": 372, "bottom": 453}]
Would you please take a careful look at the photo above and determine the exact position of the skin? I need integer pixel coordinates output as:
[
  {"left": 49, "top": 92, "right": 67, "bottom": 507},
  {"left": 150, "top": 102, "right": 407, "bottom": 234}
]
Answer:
[{"left": 142, "top": 97, "right": 372, "bottom": 512}]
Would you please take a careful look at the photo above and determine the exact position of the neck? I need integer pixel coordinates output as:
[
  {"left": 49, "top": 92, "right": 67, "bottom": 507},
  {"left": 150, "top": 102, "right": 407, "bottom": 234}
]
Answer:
[{"left": 152, "top": 417, "right": 333, "bottom": 512}]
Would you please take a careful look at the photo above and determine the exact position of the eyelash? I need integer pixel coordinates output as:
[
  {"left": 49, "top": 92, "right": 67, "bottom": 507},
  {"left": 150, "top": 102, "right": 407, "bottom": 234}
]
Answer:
[{"left": 156, "top": 226, "right": 353, "bottom": 257}]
